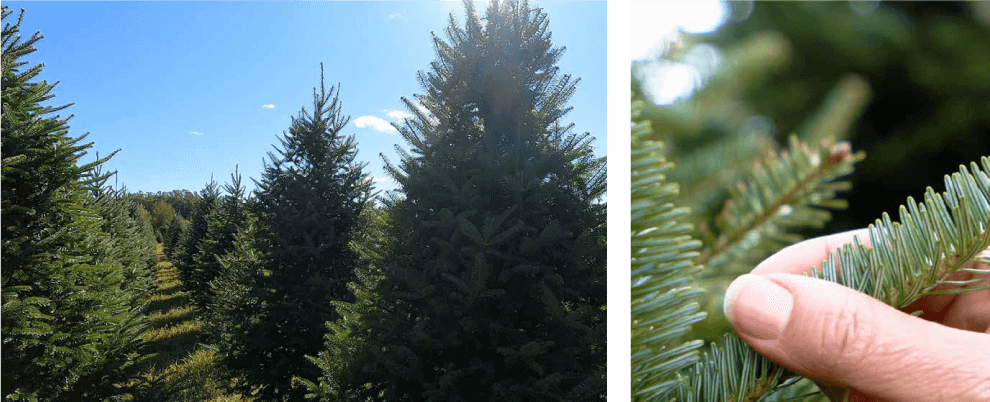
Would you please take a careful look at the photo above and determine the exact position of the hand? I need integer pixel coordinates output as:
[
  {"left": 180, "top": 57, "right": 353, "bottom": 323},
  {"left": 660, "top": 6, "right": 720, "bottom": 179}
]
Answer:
[{"left": 722, "top": 229, "right": 990, "bottom": 402}]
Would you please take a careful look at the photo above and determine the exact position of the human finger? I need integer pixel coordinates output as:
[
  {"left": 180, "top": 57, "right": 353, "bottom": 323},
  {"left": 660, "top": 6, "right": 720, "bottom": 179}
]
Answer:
[
  {"left": 752, "top": 228, "right": 871, "bottom": 276},
  {"left": 724, "top": 273, "right": 990, "bottom": 402}
]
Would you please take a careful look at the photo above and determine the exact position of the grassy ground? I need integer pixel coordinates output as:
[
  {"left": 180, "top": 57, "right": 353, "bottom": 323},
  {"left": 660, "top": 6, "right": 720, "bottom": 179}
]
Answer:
[{"left": 114, "top": 244, "right": 258, "bottom": 401}]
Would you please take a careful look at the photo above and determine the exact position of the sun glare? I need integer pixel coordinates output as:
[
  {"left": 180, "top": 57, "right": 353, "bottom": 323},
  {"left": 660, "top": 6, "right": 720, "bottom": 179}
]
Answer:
[{"left": 632, "top": 0, "right": 728, "bottom": 105}]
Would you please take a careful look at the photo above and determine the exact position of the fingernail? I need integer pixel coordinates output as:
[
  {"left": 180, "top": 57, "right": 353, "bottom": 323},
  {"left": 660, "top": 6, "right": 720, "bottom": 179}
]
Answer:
[{"left": 723, "top": 274, "right": 794, "bottom": 340}]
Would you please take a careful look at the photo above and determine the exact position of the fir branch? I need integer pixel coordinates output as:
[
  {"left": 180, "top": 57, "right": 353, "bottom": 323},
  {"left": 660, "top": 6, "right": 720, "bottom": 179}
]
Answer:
[
  {"left": 811, "top": 156, "right": 990, "bottom": 309},
  {"left": 669, "top": 156, "right": 990, "bottom": 402},
  {"left": 670, "top": 131, "right": 775, "bottom": 220},
  {"left": 669, "top": 335, "right": 796, "bottom": 402},
  {"left": 631, "top": 104, "right": 707, "bottom": 401},
  {"left": 697, "top": 136, "right": 864, "bottom": 276}
]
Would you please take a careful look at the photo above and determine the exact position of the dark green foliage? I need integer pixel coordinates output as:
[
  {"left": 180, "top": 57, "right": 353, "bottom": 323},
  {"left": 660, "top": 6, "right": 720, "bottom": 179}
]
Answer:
[
  {"left": 203, "top": 213, "right": 272, "bottom": 383},
  {"left": 349, "top": 204, "right": 394, "bottom": 274},
  {"left": 163, "top": 211, "right": 190, "bottom": 259},
  {"left": 214, "top": 65, "right": 371, "bottom": 400},
  {"left": 88, "top": 166, "right": 159, "bottom": 304},
  {"left": 178, "top": 177, "right": 221, "bottom": 287},
  {"left": 68, "top": 167, "right": 159, "bottom": 400},
  {"left": 304, "top": 2, "right": 606, "bottom": 400},
  {"left": 1, "top": 7, "right": 155, "bottom": 399},
  {"left": 187, "top": 167, "right": 249, "bottom": 307}
]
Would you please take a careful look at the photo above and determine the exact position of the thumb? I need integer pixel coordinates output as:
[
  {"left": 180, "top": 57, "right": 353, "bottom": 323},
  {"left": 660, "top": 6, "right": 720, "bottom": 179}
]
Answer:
[{"left": 723, "top": 273, "right": 990, "bottom": 402}]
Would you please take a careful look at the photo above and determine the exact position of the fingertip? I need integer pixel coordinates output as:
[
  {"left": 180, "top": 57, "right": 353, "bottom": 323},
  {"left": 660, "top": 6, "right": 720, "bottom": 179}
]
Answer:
[{"left": 741, "top": 274, "right": 990, "bottom": 402}]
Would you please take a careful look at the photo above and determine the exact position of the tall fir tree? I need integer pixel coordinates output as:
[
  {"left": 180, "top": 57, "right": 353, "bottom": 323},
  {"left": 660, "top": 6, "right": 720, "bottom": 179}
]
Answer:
[
  {"left": 2, "top": 7, "right": 154, "bottom": 399},
  {"left": 303, "top": 2, "right": 607, "bottom": 400},
  {"left": 219, "top": 64, "right": 371, "bottom": 400}
]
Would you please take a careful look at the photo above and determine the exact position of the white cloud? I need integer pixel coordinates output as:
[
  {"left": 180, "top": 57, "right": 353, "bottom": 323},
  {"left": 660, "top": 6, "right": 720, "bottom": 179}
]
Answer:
[
  {"left": 389, "top": 13, "right": 401, "bottom": 19},
  {"left": 190, "top": 131, "right": 203, "bottom": 136},
  {"left": 354, "top": 115, "right": 398, "bottom": 134},
  {"left": 371, "top": 176, "right": 390, "bottom": 183},
  {"left": 411, "top": 100, "right": 427, "bottom": 115},
  {"left": 384, "top": 109, "right": 413, "bottom": 120},
  {"left": 356, "top": 104, "right": 434, "bottom": 134},
  {"left": 262, "top": 104, "right": 276, "bottom": 109}
]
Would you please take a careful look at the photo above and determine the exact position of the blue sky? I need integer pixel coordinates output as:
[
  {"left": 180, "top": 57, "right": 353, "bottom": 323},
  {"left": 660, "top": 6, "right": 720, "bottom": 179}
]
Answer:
[{"left": 6, "top": 1, "right": 606, "bottom": 196}]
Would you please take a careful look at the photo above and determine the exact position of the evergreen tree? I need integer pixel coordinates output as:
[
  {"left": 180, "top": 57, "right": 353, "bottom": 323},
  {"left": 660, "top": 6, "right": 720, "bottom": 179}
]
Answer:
[
  {"left": 1, "top": 7, "right": 153, "bottom": 399},
  {"left": 177, "top": 176, "right": 221, "bottom": 286},
  {"left": 163, "top": 211, "right": 190, "bottom": 259},
  {"left": 70, "top": 165, "right": 158, "bottom": 400},
  {"left": 304, "top": 2, "right": 607, "bottom": 400},
  {"left": 188, "top": 166, "right": 249, "bottom": 307},
  {"left": 221, "top": 65, "right": 371, "bottom": 400},
  {"left": 88, "top": 164, "right": 158, "bottom": 304},
  {"left": 204, "top": 210, "right": 272, "bottom": 383}
]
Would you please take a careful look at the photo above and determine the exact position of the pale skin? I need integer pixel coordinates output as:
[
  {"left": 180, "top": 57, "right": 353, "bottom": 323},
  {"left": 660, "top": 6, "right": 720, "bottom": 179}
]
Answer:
[{"left": 723, "top": 229, "right": 990, "bottom": 402}]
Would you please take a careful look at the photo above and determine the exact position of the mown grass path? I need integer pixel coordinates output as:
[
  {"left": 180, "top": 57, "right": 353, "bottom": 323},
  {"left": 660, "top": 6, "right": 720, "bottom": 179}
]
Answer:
[{"left": 116, "top": 244, "right": 256, "bottom": 401}]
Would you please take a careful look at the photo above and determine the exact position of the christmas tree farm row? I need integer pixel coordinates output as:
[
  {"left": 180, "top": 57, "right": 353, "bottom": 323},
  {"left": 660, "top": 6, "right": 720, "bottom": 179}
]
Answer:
[{"left": 2, "top": 2, "right": 606, "bottom": 401}]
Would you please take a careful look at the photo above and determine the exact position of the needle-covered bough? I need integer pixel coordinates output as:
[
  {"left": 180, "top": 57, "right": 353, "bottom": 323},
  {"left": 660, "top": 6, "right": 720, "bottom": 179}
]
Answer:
[{"left": 632, "top": 130, "right": 990, "bottom": 401}]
